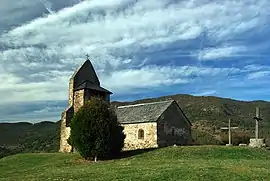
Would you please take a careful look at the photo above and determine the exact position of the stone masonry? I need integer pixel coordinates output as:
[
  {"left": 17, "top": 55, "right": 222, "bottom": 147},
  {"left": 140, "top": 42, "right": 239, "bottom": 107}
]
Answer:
[
  {"left": 249, "top": 138, "right": 266, "bottom": 148},
  {"left": 68, "top": 78, "right": 74, "bottom": 106},
  {"left": 59, "top": 106, "right": 73, "bottom": 152},
  {"left": 116, "top": 100, "right": 192, "bottom": 151},
  {"left": 157, "top": 101, "right": 192, "bottom": 147},
  {"left": 122, "top": 123, "right": 158, "bottom": 151},
  {"left": 73, "top": 90, "right": 85, "bottom": 113}
]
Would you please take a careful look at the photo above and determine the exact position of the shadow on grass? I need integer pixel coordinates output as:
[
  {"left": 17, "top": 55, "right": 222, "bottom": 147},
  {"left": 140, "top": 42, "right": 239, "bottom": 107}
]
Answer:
[
  {"left": 0, "top": 147, "right": 17, "bottom": 160},
  {"left": 99, "top": 148, "right": 159, "bottom": 161},
  {"left": 118, "top": 147, "right": 158, "bottom": 159}
]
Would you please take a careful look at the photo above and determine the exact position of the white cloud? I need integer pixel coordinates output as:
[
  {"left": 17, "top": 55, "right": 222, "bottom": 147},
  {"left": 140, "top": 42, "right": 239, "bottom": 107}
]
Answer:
[
  {"left": 2, "top": 0, "right": 268, "bottom": 48},
  {"left": 0, "top": 0, "right": 269, "bottom": 106},
  {"left": 198, "top": 45, "right": 247, "bottom": 61},
  {"left": 247, "top": 71, "right": 270, "bottom": 80},
  {"left": 244, "top": 64, "right": 270, "bottom": 71},
  {"left": 193, "top": 90, "right": 217, "bottom": 96},
  {"left": 0, "top": 61, "right": 248, "bottom": 104}
]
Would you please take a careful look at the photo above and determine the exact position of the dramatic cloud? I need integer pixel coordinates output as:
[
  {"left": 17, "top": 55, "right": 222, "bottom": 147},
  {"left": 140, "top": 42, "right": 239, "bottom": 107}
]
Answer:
[
  {"left": 199, "top": 45, "right": 247, "bottom": 61},
  {"left": 0, "top": 0, "right": 270, "bottom": 122}
]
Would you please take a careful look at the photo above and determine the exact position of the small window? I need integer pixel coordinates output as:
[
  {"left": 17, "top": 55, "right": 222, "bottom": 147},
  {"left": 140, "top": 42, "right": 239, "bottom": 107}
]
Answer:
[
  {"left": 160, "top": 114, "right": 164, "bottom": 120},
  {"left": 172, "top": 128, "right": 175, "bottom": 136},
  {"left": 138, "top": 129, "right": 144, "bottom": 139}
]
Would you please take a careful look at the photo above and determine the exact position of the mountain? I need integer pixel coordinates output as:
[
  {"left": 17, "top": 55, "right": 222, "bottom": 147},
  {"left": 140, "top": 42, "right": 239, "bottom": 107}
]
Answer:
[
  {"left": 1, "top": 94, "right": 270, "bottom": 158},
  {"left": 0, "top": 121, "right": 60, "bottom": 158}
]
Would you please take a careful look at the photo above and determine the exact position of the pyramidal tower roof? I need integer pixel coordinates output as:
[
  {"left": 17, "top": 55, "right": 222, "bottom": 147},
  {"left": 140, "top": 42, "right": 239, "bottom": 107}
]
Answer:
[
  {"left": 71, "top": 57, "right": 100, "bottom": 89},
  {"left": 70, "top": 56, "right": 112, "bottom": 94}
]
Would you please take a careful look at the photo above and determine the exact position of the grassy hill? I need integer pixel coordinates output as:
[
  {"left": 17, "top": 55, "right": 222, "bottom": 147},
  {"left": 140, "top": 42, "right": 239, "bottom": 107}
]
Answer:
[
  {"left": 1, "top": 94, "right": 270, "bottom": 158},
  {"left": 0, "top": 146, "right": 270, "bottom": 181}
]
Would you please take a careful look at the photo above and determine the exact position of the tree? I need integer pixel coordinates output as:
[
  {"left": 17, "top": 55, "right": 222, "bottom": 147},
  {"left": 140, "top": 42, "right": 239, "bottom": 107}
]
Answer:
[{"left": 69, "top": 97, "right": 125, "bottom": 161}]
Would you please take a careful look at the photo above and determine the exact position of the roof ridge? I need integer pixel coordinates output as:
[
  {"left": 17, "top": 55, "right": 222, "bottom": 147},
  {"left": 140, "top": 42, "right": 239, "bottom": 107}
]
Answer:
[
  {"left": 117, "top": 99, "right": 174, "bottom": 109},
  {"left": 71, "top": 59, "right": 90, "bottom": 79}
]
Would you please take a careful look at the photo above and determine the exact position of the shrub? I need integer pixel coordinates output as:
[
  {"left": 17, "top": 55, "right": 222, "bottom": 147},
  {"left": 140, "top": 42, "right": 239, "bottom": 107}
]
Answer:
[
  {"left": 0, "top": 147, "right": 14, "bottom": 159},
  {"left": 220, "top": 131, "right": 250, "bottom": 145},
  {"left": 69, "top": 97, "right": 125, "bottom": 161},
  {"left": 191, "top": 129, "right": 221, "bottom": 145},
  {"left": 265, "top": 138, "right": 270, "bottom": 147}
]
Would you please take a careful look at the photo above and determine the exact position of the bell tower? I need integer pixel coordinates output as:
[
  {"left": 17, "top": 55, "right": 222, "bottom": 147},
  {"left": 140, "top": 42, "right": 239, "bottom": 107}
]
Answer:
[{"left": 59, "top": 55, "right": 112, "bottom": 152}]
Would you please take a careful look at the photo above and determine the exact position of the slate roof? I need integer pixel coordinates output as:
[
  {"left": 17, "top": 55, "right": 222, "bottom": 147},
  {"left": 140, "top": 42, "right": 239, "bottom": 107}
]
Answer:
[
  {"left": 72, "top": 59, "right": 100, "bottom": 89},
  {"left": 116, "top": 100, "right": 174, "bottom": 124},
  {"left": 71, "top": 58, "right": 112, "bottom": 94},
  {"left": 74, "top": 80, "right": 112, "bottom": 94}
]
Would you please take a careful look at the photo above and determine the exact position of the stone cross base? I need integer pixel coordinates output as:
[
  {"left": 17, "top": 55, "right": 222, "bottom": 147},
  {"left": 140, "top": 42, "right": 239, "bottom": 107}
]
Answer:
[
  {"left": 249, "top": 138, "right": 265, "bottom": 148},
  {"left": 226, "top": 144, "right": 233, "bottom": 146}
]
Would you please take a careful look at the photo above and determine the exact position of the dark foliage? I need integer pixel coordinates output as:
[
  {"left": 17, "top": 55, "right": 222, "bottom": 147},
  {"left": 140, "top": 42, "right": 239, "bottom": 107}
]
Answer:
[
  {"left": 191, "top": 129, "right": 222, "bottom": 145},
  {"left": 69, "top": 97, "right": 125, "bottom": 161},
  {"left": 220, "top": 131, "right": 251, "bottom": 145},
  {"left": 0, "top": 147, "right": 14, "bottom": 159},
  {"left": 265, "top": 138, "right": 270, "bottom": 147}
]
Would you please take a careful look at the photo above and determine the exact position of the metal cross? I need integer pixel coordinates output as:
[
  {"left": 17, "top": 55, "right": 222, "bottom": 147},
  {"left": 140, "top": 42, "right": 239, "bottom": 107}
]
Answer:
[
  {"left": 220, "top": 118, "right": 239, "bottom": 145},
  {"left": 86, "top": 54, "right": 90, "bottom": 60},
  {"left": 253, "top": 107, "right": 263, "bottom": 140}
]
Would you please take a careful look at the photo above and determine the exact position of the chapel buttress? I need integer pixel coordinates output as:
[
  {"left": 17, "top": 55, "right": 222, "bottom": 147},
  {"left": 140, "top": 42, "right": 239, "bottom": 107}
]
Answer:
[{"left": 59, "top": 57, "right": 112, "bottom": 152}]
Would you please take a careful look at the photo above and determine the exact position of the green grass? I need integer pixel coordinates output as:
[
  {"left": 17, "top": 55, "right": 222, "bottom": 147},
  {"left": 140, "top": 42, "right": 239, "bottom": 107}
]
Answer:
[{"left": 1, "top": 146, "right": 270, "bottom": 181}]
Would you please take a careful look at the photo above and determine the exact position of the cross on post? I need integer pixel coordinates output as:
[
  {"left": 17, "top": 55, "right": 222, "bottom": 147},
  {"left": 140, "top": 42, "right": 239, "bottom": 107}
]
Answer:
[
  {"left": 86, "top": 54, "right": 90, "bottom": 60},
  {"left": 220, "top": 118, "right": 239, "bottom": 145},
  {"left": 253, "top": 107, "right": 263, "bottom": 140}
]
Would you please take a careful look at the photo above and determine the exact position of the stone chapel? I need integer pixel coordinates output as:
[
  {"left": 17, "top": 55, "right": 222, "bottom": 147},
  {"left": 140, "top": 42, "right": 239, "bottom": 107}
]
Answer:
[{"left": 59, "top": 57, "right": 192, "bottom": 152}]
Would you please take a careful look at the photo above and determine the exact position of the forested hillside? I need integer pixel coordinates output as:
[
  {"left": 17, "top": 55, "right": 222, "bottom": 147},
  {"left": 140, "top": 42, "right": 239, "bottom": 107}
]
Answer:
[
  {"left": 0, "top": 121, "right": 60, "bottom": 158},
  {"left": 1, "top": 94, "right": 270, "bottom": 158}
]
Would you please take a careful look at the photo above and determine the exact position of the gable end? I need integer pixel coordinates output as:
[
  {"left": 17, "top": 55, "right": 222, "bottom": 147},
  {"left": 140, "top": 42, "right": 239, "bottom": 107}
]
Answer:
[{"left": 171, "top": 101, "right": 192, "bottom": 126}]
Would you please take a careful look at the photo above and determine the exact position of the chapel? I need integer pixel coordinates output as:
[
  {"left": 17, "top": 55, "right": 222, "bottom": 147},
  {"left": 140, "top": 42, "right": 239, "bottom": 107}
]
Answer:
[{"left": 59, "top": 57, "right": 192, "bottom": 152}]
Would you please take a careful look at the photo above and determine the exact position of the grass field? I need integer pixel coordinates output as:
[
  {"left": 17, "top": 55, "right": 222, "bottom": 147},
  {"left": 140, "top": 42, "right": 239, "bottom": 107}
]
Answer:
[{"left": 0, "top": 146, "right": 270, "bottom": 181}]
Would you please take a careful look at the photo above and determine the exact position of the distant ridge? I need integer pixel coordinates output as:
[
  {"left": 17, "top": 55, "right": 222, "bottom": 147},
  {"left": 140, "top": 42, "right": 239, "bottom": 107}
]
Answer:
[{"left": 1, "top": 93, "right": 270, "bottom": 158}]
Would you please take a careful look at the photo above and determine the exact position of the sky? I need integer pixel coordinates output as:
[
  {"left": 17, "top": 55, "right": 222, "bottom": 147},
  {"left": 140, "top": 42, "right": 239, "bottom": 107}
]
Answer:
[{"left": 0, "top": 0, "right": 270, "bottom": 122}]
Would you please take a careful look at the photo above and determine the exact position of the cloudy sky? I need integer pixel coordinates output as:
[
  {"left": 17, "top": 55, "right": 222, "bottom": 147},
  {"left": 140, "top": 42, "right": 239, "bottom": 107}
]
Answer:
[{"left": 0, "top": 0, "right": 270, "bottom": 122}]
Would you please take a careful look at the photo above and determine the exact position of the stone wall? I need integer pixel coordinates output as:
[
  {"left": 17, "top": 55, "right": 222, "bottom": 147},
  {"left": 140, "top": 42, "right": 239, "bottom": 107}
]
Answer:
[
  {"left": 74, "top": 90, "right": 85, "bottom": 112},
  {"left": 59, "top": 110, "right": 72, "bottom": 152},
  {"left": 68, "top": 78, "right": 74, "bottom": 106},
  {"left": 157, "top": 102, "right": 192, "bottom": 147},
  {"left": 60, "top": 88, "right": 85, "bottom": 153},
  {"left": 84, "top": 89, "right": 110, "bottom": 104},
  {"left": 122, "top": 122, "right": 158, "bottom": 151},
  {"left": 249, "top": 138, "right": 265, "bottom": 148}
]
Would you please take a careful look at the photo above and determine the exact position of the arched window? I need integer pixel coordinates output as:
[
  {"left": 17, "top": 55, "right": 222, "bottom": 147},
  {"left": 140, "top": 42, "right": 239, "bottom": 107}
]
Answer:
[
  {"left": 172, "top": 128, "right": 175, "bottom": 136},
  {"left": 138, "top": 129, "right": 144, "bottom": 139}
]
